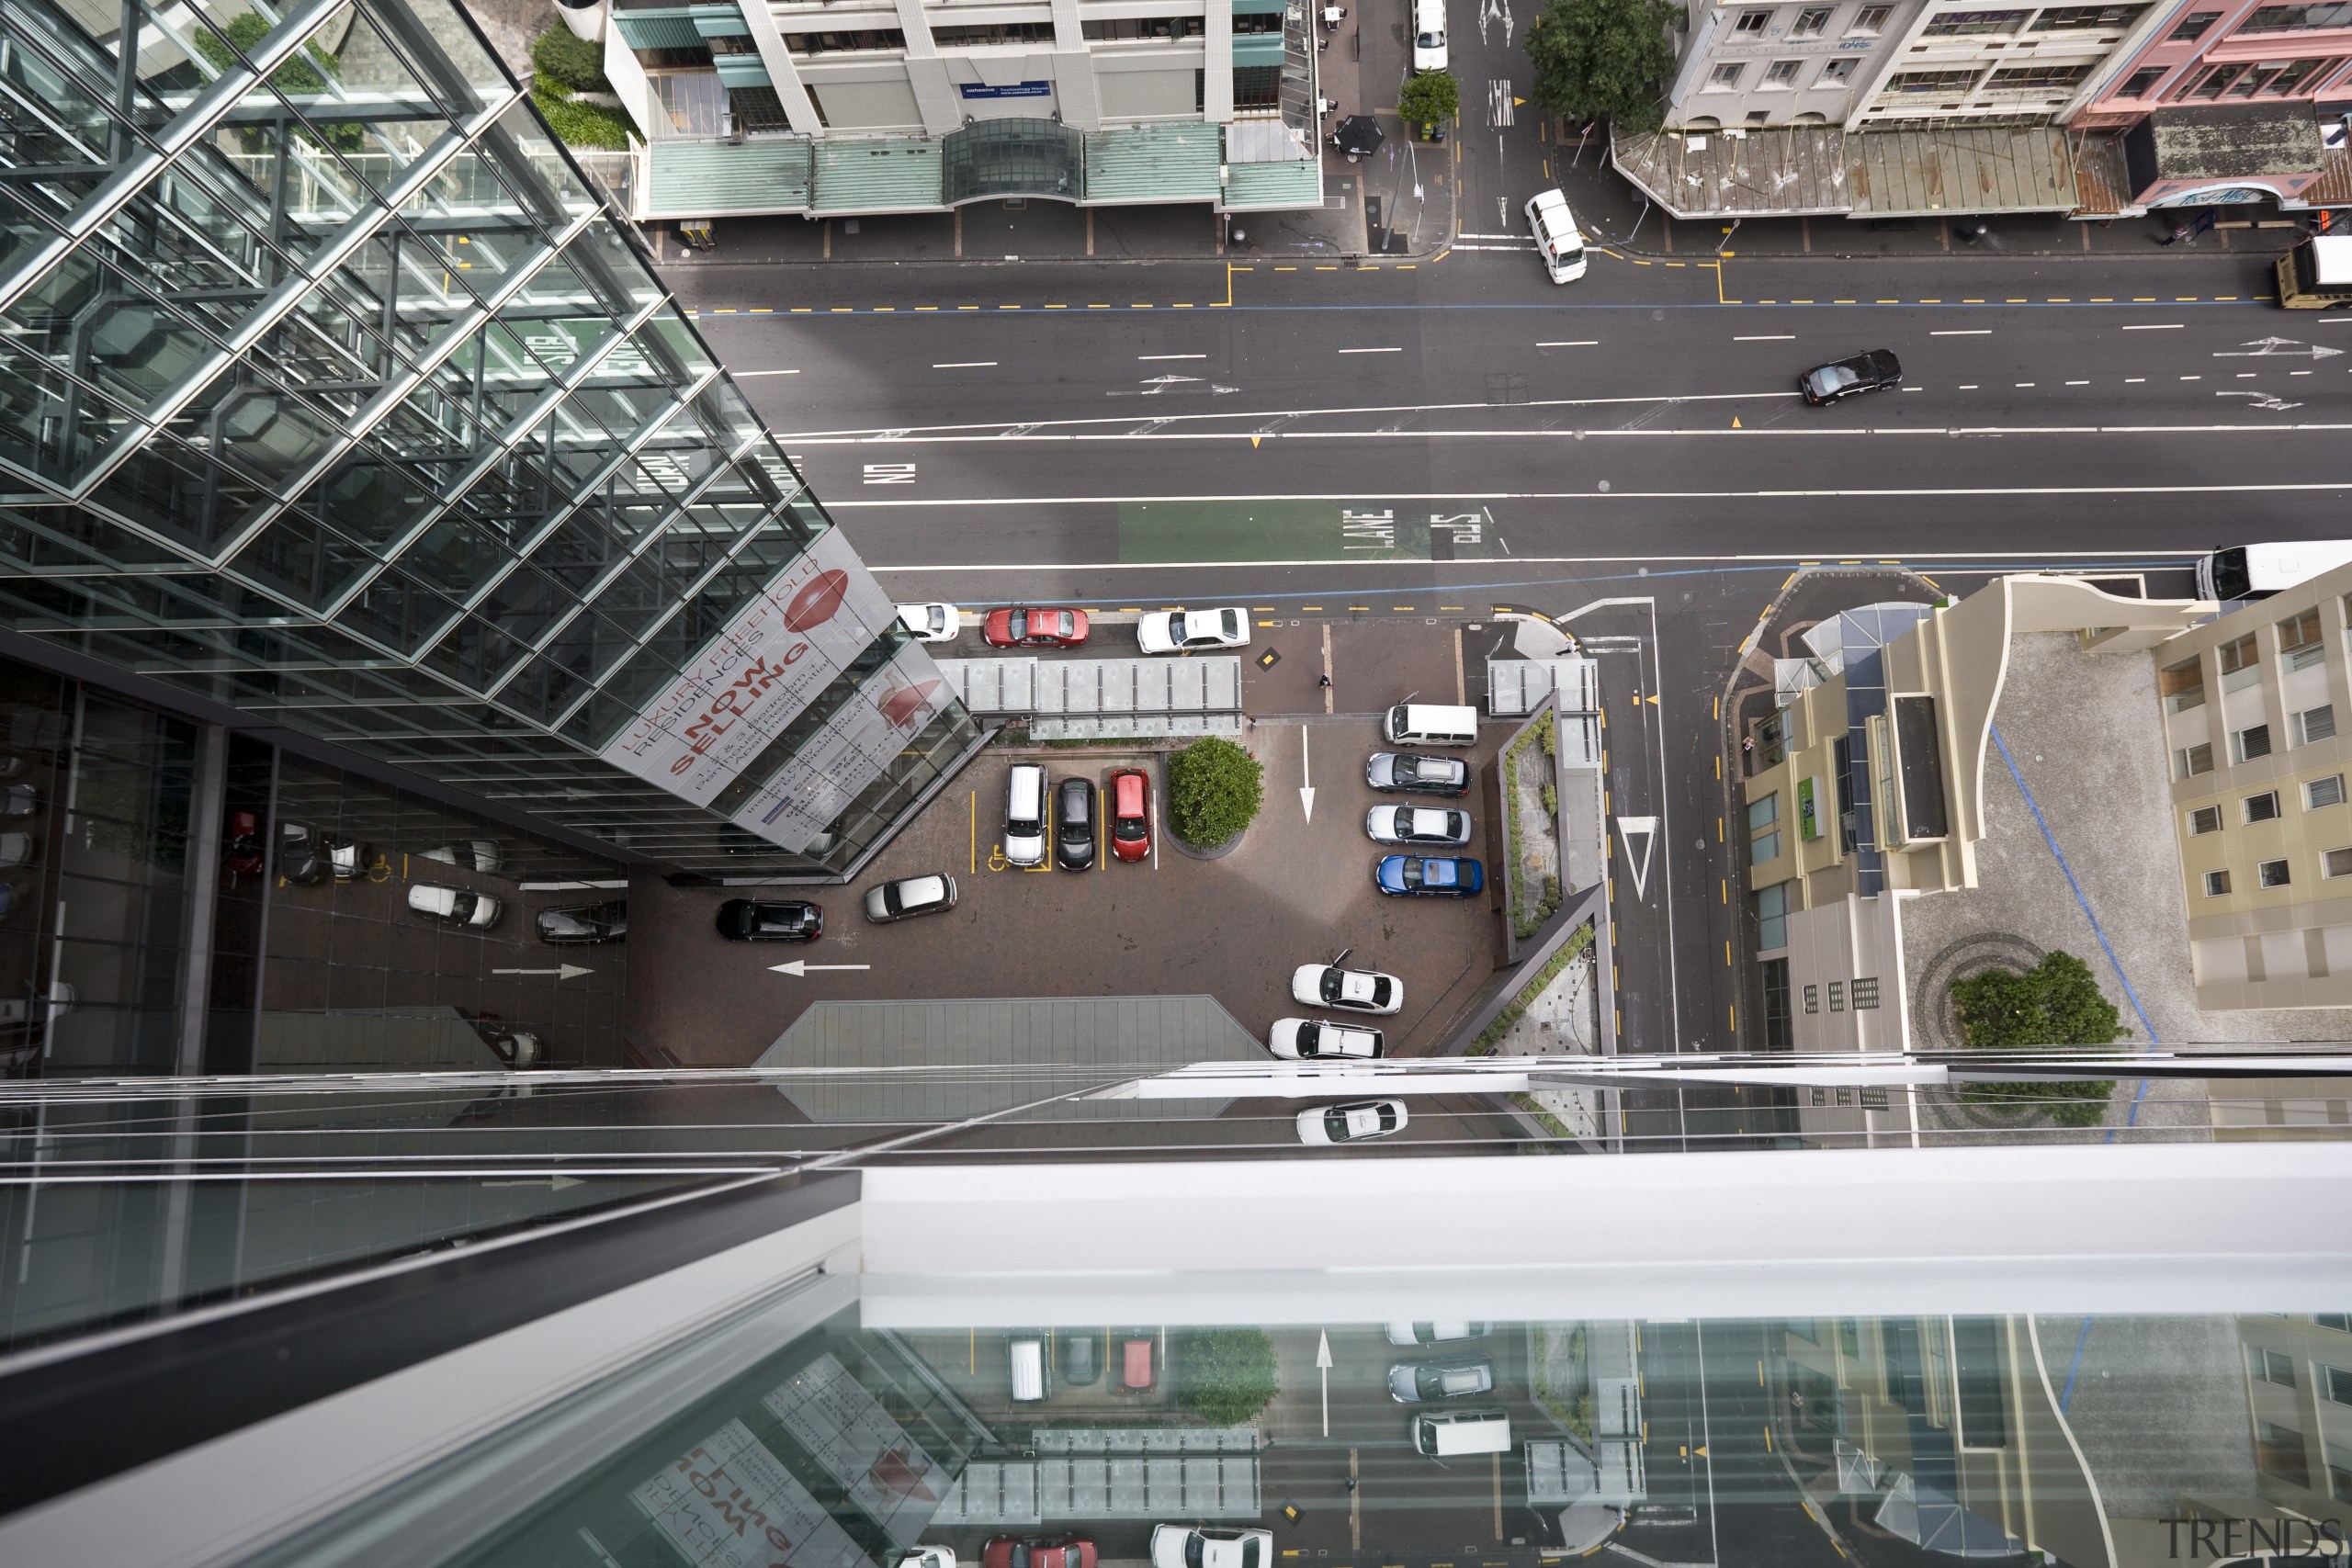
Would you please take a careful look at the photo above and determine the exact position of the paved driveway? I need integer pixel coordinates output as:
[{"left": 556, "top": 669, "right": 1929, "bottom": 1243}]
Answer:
[{"left": 625, "top": 723, "right": 1504, "bottom": 1068}]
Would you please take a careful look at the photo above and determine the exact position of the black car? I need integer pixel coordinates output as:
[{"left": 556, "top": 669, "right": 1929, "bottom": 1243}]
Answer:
[
  {"left": 538, "top": 900, "right": 627, "bottom": 944},
  {"left": 717, "top": 898, "right": 824, "bottom": 942},
  {"left": 1365, "top": 752, "right": 1470, "bottom": 797},
  {"left": 1060, "top": 1332, "right": 1101, "bottom": 1386},
  {"left": 1799, "top": 349, "right": 1902, "bottom": 405},
  {"left": 1055, "top": 776, "right": 1094, "bottom": 871}
]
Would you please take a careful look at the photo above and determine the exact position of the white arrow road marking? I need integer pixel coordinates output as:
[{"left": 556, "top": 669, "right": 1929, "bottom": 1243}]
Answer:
[
  {"left": 1477, "top": 0, "right": 1513, "bottom": 46},
  {"left": 484, "top": 1175, "right": 585, "bottom": 1190},
  {"left": 2214, "top": 337, "right": 2345, "bottom": 359},
  {"left": 1107, "top": 375, "right": 1241, "bottom": 397},
  {"left": 1488, "top": 79, "right": 1515, "bottom": 128},
  {"left": 2218, "top": 389, "right": 2304, "bottom": 412},
  {"left": 1616, "top": 815, "right": 1658, "bottom": 901},
  {"left": 769, "top": 960, "right": 875, "bottom": 976},
  {"left": 1317, "top": 1330, "right": 1334, "bottom": 1436},
  {"left": 492, "top": 964, "right": 594, "bottom": 979},
  {"left": 1300, "top": 728, "right": 1317, "bottom": 822}
]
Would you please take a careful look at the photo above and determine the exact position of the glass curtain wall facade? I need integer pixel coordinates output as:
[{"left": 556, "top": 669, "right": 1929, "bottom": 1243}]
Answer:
[{"left": 0, "top": 0, "right": 974, "bottom": 877}]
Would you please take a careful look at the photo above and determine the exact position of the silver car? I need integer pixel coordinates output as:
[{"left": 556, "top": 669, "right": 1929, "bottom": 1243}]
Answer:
[
  {"left": 1387, "top": 1359, "right": 1497, "bottom": 1403},
  {"left": 865, "top": 874, "right": 959, "bottom": 923},
  {"left": 1366, "top": 806, "right": 1472, "bottom": 847}
]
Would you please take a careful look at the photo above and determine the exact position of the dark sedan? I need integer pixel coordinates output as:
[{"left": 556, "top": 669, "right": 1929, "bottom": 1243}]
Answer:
[
  {"left": 1055, "top": 776, "right": 1094, "bottom": 871},
  {"left": 983, "top": 607, "right": 1090, "bottom": 649},
  {"left": 1799, "top": 349, "right": 1902, "bottom": 405},
  {"left": 539, "top": 899, "right": 628, "bottom": 943},
  {"left": 1374, "top": 855, "right": 1484, "bottom": 897},
  {"left": 715, "top": 898, "right": 822, "bottom": 942}
]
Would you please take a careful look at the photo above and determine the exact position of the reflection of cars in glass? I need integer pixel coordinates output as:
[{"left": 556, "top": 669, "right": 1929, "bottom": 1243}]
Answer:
[
  {"left": 1110, "top": 768, "right": 1151, "bottom": 862},
  {"left": 224, "top": 809, "right": 264, "bottom": 882},
  {"left": 1267, "top": 1018, "right": 1385, "bottom": 1059},
  {"left": 423, "top": 839, "right": 502, "bottom": 873},
  {"left": 539, "top": 900, "right": 628, "bottom": 943},
  {"left": 897, "top": 602, "right": 962, "bottom": 643},
  {"left": 1055, "top": 777, "right": 1094, "bottom": 871},
  {"left": 714, "top": 898, "right": 820, "bottom": 942},
  {"left": 1119, "top": 1337, "right": 1157, "bottom": 1393},
  {"left": 473, "top": 1019, "right": 540, "bottom": 1066},
  {"left": 1136, "top": 607, "right": 1250, "bottom": 654},
  {"left": 1385, "top": 1321, "right": 1492, "bottom": 1347},
  {"left": 865, "top": 874, "right": 958, "bottom": 923},
  {"left": 1299, "top": 1099, "right": 1409, "bottom": 1145},
  {"left": 278, "top": 821, "right": 324, "bottom": 886},
  {"left": 0, "top": 980, "right": 75, "bottom": 1028},
  {"left": 1150, "top": 1526, "right": 1272, "bottom": 1568},
  {"left": 0, "top": 832, "right": 31, "bottom": 870},
  {"left": 896, "top": 1550, "right": 957, "bottom": 1568},
  {"left": 983, "top": 607, "right": 1090, "bottom": 649},
  {"left": 983, "top": 1538, "right": 1096, "bottom": 1568},
  {"left": 1291, "top": 964, "right": 1402, "bottom": 1015},
  {"left": 1799, "top": 349, "right": 1902, "bottom": 406},
  {"left": 322, "top": 834, "right": 368, "bottom": 882},
  {"left": 1365, "top": 752, "right": 1470, "bottom": 796},
  {"left": 1060, "top": 1332, "right": 1100, "bottom": 1386},
  {"left": 1387, "top": 1359, "right": 1497, "bottom": 1402},
  {"left": 0, "top": 784, "right": 36, "bottom": 817},
  {"left": 1375, "top": 854, "right": 1484, "bottom": 897},
  {"left": 1367, "top": 806, "right": 1473, "bottom": 848},
  {"left": 408, "top": 883, "right": 502, "bottom": 929}
]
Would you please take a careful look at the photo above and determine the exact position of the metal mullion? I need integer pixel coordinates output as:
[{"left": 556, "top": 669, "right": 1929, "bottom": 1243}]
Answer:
[
  {"left": 308, "top": 292, "right": 671, "bottom": 615},
  {"left": 192, "top": 204, "right": 598, "bottom": 576},
  {"left": 61, "top": 95, "right": 522, "bottom": 503},
  {"left": 0, "top": 0, "right": 362, "bottom": 313},
  {"left": 541, "top": 456, "right": 802, "bottom": 736},
  {"left": 505, "top": 416, "right": 762, "bottom": 672}
]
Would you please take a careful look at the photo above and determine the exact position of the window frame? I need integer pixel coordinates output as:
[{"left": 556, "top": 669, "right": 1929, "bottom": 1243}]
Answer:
[{"left": 2260, "top": 858, "right": 2293, "bottom": 888}]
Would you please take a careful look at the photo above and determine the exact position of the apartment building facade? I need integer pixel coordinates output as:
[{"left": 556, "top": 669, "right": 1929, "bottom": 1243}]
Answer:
[
  {"left": 600, "top": 0, "right": 1322, "bottom": 220},
  {"left": 2159, "top": 564, "right": 2352, "bottom": 1010},
  {"left": 1663, "top": 0, "right": 2178, "bottom": 130}
]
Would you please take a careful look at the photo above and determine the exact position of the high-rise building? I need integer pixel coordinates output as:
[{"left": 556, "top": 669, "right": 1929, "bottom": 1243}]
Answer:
[{"left": 0, "top": 0, "right": 979, "bottom": 887}]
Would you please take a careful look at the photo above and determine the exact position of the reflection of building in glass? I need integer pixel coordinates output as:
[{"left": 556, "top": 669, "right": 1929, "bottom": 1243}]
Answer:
[{"left": 1, "top": 0, "right": 977, "bottom": 885}]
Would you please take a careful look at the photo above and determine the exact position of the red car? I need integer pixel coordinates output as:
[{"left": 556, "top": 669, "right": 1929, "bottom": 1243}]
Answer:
[
  {"left": 983, "top": 1537, "right": 1098, "bottom": 1568},
  {"left": 1110, "top": 768, "right": 1151, "bottom": 863},
  {"left": 982, "top": 607, "right": 1090, "bottom": 649}
]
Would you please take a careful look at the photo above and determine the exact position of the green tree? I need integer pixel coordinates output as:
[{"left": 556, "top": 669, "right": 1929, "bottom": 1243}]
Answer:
[
  {"left": 1397, "top": 71, "right": 1460, "bottom": 128},
  {"left": 532, "top": 23, "right": 614, "bottom": 94},
  {"left": 1950, "top": 951, "right": 2124, "bottom": 1129},
  {"left": 1523, "top": 0, "right": 1679, "bottom": 133},
  {"left": 1167, "top": 737, "right": 1264, "bottom": 849},
  {"left": 1174, "top": 1328, "right": 1279, "bottom": 1427},
  {"left": 192, "top": 10, "right": 368, "bottom": 152}
]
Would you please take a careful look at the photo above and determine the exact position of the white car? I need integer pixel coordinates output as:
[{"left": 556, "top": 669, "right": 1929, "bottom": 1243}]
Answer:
[
  {"left": 1524, "top": 188, "right": 1588, "bottom": 285},
  {"left": 1150, "top": 1526, "right": 1273, "bottom": 1568},
  {"left": 1299, "top": 1099, "right": 1408, "bottom": 1145},
  {"left": 422, "top": 839, "right": 502, "bottom": 873},
  {"left": 1291, "top": 964, "right": 1403, "bottom": 1015},
  {"left": 1385, "top": 1321, "right": 1492, "bottom": 1347},
  {"left": 1268, "top": 1017, "right": 1385, "bottom": 1060},
  {"left": 1366, "top": 806, "right": 1473, "bottom": 848},
  {"left": 1137, "top": 607, "right": 1250, "bottom": 654},
  {"left": 1411, "top": 0, "right": 1446, "bottom": 72},
  {"left": 408, "top": 883, "right": 502, "bottom": 929},
  {"left": 898, "top": 603, "right": 961, "bottom": 643}
]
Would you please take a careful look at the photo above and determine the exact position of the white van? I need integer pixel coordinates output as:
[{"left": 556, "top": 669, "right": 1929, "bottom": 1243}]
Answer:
[
  {"left": 1411, "top": 0, "right": 1446, "bottom": 71},
  {"left": 1384, "top": 703, "right": 1479, "bottom": 748},
  {"left": 2197, "top": 541, "right": 2352, "bottom": 601},
  {"left": 1004, "top": 764, "right": 1046, "bottom": 866},
  {"left": 1009, "top": 1335, "right": 1049, "bottom": 1402},
  {"left": 1524, "top": 189, "right": 1587, "bottom": 284},
  {"left": 1412, "top": 1407, "right": 1511, "bottom": 1457}
]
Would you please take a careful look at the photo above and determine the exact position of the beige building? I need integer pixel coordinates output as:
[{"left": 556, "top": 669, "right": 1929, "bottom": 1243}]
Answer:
[
  {"left": 1742, "top": 576, "right": 2207, "bottom": 1057},
  {"left": 2156, "top": 565, "right": 2352, "bottom": 1010}
]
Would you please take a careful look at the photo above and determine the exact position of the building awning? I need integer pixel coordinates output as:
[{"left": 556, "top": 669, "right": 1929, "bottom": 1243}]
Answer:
[
  {"left": 1612, "top": 124, "right": 2094, "bottom": 220},
  {"left": 811, "top": 137, "right": 945, "bottom": 212},
  {"left": 2143, "top": 101, "right": 2324, "bottom": 181},
  {"left": 644, "top": 136, "right": 814, "bottom": 218},
  {"left": 1083, "top": 122, "right": 1223, "bottom": 205},
  {"left": 1222, "top": 157, "right": 1322, "bottom": 211},
  {"left": 2281, "top": 142, "right": 2352, "bottom": 209}
]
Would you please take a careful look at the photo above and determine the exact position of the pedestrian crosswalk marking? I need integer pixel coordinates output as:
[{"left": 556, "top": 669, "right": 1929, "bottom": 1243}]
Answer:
[{"left": 1487, "top": 79, "right": 1514, "bottom": 127}]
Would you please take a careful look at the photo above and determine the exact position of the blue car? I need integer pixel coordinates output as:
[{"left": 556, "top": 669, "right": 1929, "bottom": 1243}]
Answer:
[{"left": 1374, "top": 855, "right": 1484, "bottom": 897}]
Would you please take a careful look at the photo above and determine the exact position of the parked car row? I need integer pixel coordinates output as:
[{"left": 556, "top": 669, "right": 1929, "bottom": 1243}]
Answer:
[
  {"left": 896, "top": 604, "right": 1252, "bottom": 656},
  {"left": 1004, "top": 763, "right": 1150, "bottom": 869},
  {"left": 1007, "top": 1330, "right": 1157, "bottom": 1402},
  {"left": 931, "top": 1527, "right": 1272, "bottom": 1568}
]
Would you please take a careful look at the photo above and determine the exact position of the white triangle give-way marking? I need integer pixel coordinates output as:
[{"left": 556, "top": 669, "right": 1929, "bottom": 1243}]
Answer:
[{"left": 1616, "top": 815, "right": 1658, "bottom": 901}]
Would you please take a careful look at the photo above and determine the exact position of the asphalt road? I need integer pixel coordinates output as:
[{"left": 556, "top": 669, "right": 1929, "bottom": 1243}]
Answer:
[{"left": 668, "top": 241, "right": 2350, "bottom": 1089}]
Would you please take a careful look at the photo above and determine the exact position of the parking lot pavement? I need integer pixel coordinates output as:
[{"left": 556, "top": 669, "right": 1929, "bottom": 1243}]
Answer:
[{"left": 625, "top": 727, "right": 1505, "bottom": 1069}]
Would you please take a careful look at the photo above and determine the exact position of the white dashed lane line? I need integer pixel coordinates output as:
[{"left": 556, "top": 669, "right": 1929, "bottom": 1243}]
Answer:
[
  {"left": 1929, "top": 329, "right": 1992, "bottom": 336},
  {"left": 933, "top": 361, "right": 998, "bottom": 368},
  {"left": 1338, "top": 347, "right": 1402, "bottom": 355},
  {"left": 1734, "top": 334, "right": 1795, "bottom": 342},
  {"left": 2122, "top": 323, "right": 2186, "bottom": 331}
]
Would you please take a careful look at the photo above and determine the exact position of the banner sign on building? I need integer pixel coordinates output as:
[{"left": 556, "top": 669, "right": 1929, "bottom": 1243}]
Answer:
[
  {"left": 729, "top": 643, "right": 953, "bottom": 852},
  {"left": 957, "top": 80, "right": 1051, "bottom": 98},
  {"left": 630, "top": 1418, "right": 870, "bottom": 1568},
  {"left": 761, "top": 1353, "right": 954, "bottom": 1545},
  {"left": 597, "top": 528, "right": 920, "bottom": 848}
]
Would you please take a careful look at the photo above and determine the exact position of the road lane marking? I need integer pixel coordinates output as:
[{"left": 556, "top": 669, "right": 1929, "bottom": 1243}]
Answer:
[
  {"left": 1958, "top": 384, "right": 1978, "bottom": 389},
  {"left": 732, "top": 368, "right": 802, "bottom": 377},
  {"left": 1930, "top": 330, "right": 1990, "bottom": 336},
  {"left": 2126, "top": 377, "right": 2145, "bottom": 382},
  {"left": 933, "top": 361, "right": 998, "bottom": 368},
  {"left": 1537, "top": 340, "right": 1599, "bottom": 346},
  {"left": 1734, "top": 334, "right": 1794, "bottom": 341},
  {"left": 1338, "top": 347, "right": 1402, "bottom": 355},
  {"left": 2123, "top": 323, "right": 2184, "bottom": 331},
  {"left": 1139, "top": 354, "right": 1207, "bottom": 361},
  {"left": 2065, "top": 379, "right": 2089, "bottom": 385}
]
